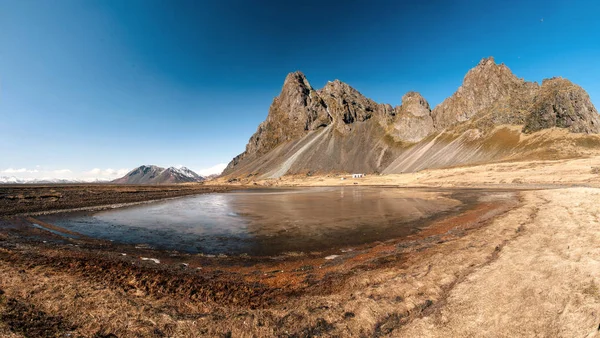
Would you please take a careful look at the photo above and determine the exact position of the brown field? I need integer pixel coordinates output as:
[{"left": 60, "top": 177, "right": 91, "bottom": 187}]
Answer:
[{"left": 1, "top": 157, "right": 600, "bottom": 337}]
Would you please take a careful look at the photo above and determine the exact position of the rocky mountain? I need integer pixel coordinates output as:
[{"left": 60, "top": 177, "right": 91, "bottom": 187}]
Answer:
[
  {"left": 431, "top": 57, "right": 539, "bottom": 130},
  {"left": 223, "top": 57, "right": 600, "bottom": 178},
  {"left": 155, "top": 166, "right": 204, "bottom": 184},
  {"left": 112, "top": 165, "right": 204, "bottom": 184},
  {"left": 391, "top": 91, "right": 435, "bottom": 143},
  {"left": 523, "top": 77, "right": 600, "bottom": 133}
]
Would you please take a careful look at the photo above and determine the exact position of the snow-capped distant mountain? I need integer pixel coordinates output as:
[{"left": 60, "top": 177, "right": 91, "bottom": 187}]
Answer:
[
  {"left": 0, "top": 176, "right": 22, "bottom": 184},
  {"left": 156, "top": 166, "right": 204, "bottom": 184},
  {"left": 111, "top": 165, "right": 205, "bottom": 184},
  {"left": 1, "top": 165, "right": 207, "bottom": 185},
  {"left": 0, "top": 176, "right": 110, "bottom": 184},
  {"left": 169, "top": 167, "right": 203, "bottom": 181}
]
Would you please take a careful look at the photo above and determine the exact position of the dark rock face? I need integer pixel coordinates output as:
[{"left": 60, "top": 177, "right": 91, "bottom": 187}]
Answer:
[
  {"left": 432, "top": 57, "right": 539, "bottom": 130},
  {"left": 244, "top": 72, "right": 329, "bottom": 157},
  {"left": 112, "top": 166, "right": 204, "bottom": 184},
  {"left": 523, "top": 77, "right": 600, "bottom": 134},
  {"left": 317, "top": 80, "right": 385, "bottom": 133},
  {"left": 390, "top": 92, "right": 435, "bottom": 143},
  {"left": 223, "top": 57, "right": 600, "bottom": 177},
  {"left": 112, "top": 165, "right": 163, "bottom": 184}
]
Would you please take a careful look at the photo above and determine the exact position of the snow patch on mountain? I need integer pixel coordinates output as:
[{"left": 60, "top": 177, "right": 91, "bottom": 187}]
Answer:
[
  {"left": 112, "top": 165, "right": 205, "bottom": 184},
  {"left": 168, "top": 166, "right": 201, "bottom": 179}
]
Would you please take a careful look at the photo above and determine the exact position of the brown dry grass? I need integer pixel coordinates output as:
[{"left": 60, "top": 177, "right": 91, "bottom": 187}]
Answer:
[
  {"left": 212, "top": 153, "right": 600, "bottom": 189},
  {"left": 398, "top": 188, "right": 600, "bottom": 337}
]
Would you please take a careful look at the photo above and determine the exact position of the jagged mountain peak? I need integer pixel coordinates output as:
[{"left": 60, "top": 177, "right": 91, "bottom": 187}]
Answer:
[
  {"left": 461, "top": 57, "right": 521, "bottom": 90},
  {"left": 277, "top": 71, "right": 318, "bottom": 104},
  {"left": 318, "top": 79, "right": 381, "bottom": 127},
  {"left": 478, "top": 56, "right": 496, "bottom": 65},
  {"left": 321, "top": 79, "right": 360, "bottom": 95},
  {"left": 223, "top": 57, "right": 600, "bottom": 178},
  {"left": 432, "top": 57, "right": 535, "bottom": 129},
  {"left": 400, "top": 92, "right": 431, "bottom": 116},
  {"left": 389, "top": 91, "right": 435, "bottom": 143},
  {"left": 523, "top": 77, "right": 600, "bottom": 134},
  {"left": 470, "top": 56, "right": 510, "bottom": 73},
  {"left": 283, "top": 71, "right": 311, "bottom": 89}
]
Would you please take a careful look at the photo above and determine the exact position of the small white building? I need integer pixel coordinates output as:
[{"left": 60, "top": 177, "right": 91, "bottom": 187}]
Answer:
[{"left": 352, "top": 173, "right": 364, "bottom": 178}]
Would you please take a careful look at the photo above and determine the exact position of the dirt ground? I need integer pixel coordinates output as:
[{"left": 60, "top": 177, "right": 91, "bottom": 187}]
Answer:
[
  {"left": 398, "top": 187, "right": 600, "bottom": 337},
  {"left": 0, "top": 184, "right": 233, "bottom": 216},
  {"left": 208, "top": 154, "right": 600, "bottom": 189},
  {"left": 1, "top": 158, "right": 600, "bottom": 337}
]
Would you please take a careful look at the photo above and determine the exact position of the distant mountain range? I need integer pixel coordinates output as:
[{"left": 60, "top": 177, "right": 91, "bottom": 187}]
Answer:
[
  {"left": 223, "top": 57, "right": 600, "bottom": 178},
  {"left": 0, "top": 176, "right": 110, "bottom": 184},
  {"left": 111, "top": 165, "right": 205, "bottom": 184},
  {"left": 1, "top": 165, "right": 215, "bottom": 185}
]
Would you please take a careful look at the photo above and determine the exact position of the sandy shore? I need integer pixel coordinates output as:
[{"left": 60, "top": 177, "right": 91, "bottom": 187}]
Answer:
[
  {"left": 398, "top": 187, "right": 600, "bottom": 337},
  {"left": 1, "top": 158, "right": 600, "bottom": 336}
]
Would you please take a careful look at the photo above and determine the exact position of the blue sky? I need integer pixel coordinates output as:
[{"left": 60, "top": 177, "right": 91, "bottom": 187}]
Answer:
[{"left": 1, "top": 0, "right": 599, "bottom": 179}]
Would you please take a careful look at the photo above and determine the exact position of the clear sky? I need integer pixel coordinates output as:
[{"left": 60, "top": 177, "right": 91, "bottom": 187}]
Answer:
[{"left": 1, "top": 0, "right": 599, "bottom": 180}]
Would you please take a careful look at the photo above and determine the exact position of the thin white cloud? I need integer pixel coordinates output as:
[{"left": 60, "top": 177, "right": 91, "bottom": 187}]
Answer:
[
  {"left": 3, "top": 168, "right": 38, "bottom": 173},
  {"left": 196, "top": 163, "right": 227, "bottom": 176},
  {"left": 1, "top": 164, "right": 227, "bottom": 182},
  {"left": 82, "top": 168, "right": 129, "bottom": 178}
]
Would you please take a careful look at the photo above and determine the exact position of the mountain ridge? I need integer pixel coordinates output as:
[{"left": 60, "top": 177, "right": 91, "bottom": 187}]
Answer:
[
  {"left": 223, "top": 57, "right": 600, "bottom": 179},
  {"left": 112, "top": 165, "right": 204, "bottom": 184}
]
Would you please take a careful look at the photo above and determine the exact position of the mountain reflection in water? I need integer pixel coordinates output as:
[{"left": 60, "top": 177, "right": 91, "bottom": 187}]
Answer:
[{"left": 40, "top": 187, "right": 463, "bottom": 256}]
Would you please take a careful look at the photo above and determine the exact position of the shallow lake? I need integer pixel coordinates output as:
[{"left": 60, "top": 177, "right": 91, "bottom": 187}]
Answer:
[{"left": 40, "top": 187, "right": 476, "bottom": 256}]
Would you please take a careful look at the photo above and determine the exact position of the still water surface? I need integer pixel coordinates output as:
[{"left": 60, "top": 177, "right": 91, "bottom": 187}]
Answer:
[{"left": 41, "top": 187, "right": 465, "bottom": 255}]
